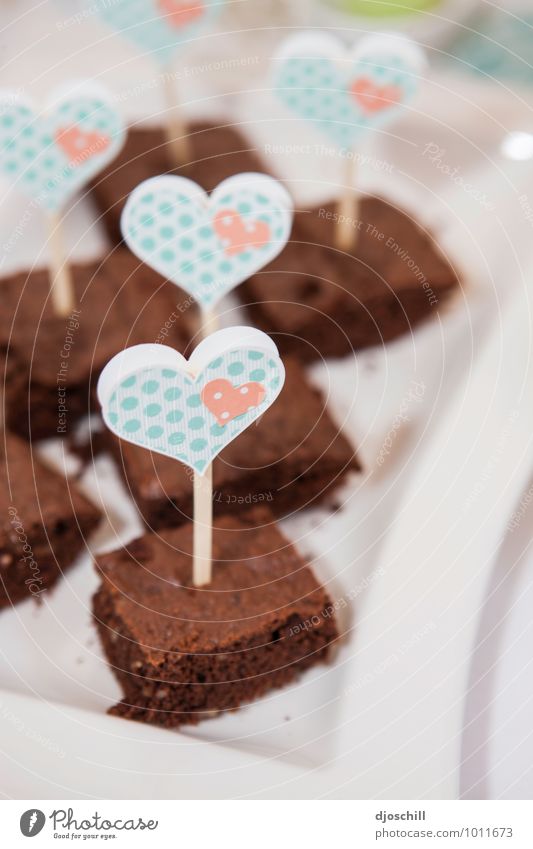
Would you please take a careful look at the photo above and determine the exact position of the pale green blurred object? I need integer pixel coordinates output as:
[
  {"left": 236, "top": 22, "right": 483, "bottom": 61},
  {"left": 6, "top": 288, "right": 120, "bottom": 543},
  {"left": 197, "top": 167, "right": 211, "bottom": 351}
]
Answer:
[{"left": 326, "top": 0, "right": 440, "bottom": 16}]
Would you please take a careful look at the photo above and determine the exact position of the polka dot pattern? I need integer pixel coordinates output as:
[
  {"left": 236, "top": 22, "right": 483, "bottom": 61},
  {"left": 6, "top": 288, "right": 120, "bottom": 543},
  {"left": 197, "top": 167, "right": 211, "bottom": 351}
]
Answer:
[
  {"left": 0, "top": 89, "right": 125, "bottom": 212},
  {"left": 275, "top": 45, "right": 418, "bottom": 147},
  {"left": 96, "top": 0, "right": 221, "bottom": 66},
  {"left": 122, "top": 174, "right": 293, "bottom": 309},
  {"left": 103, "top": 345, "right": 285, "bottom": 474}
]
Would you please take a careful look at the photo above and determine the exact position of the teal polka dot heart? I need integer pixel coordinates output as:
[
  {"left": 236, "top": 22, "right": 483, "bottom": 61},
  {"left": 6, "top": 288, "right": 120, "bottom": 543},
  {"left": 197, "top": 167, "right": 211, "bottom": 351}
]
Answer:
[
  {"left": 275, "top": 32, "right": 424, "bottom": 148},
  {"left": 0, "top": 83, "right": 125, "bottom": 212},
  {"left": 97, "top": 329, "right": 286, "bottom": 475},
  {"left": 121, "top": 173, "right": 293, "bottom": 309},
  {"left": 95, "top": 0, "right": 224, "bottom": 66}
]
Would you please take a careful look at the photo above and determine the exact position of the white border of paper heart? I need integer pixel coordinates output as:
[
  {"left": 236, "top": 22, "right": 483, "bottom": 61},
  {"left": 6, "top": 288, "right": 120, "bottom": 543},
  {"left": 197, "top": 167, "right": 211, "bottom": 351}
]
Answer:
[
  {"left": 120, "top": 172, "right": 294, "bottom": 310},
  {"left": 274, "top": 30, "right": 427, "bottom": 83},
  {"left": 97, "top": 326, "right": 286, "bottom": 475},
  {"left": 0, "top": 79, "right": 126, "bottom": 209}
]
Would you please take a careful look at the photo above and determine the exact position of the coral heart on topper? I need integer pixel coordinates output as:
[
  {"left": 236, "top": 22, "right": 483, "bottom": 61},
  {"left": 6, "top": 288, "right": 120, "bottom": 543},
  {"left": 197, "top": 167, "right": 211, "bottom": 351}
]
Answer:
[
  {"left": 0, "top": 82, "right": 125, "bottom": 212},
  {"left": 97, "top": 327, "right": 285, "bottom": 475},
  {"left": 94, "top": 0, "right": 222, "bottom": 65},
  {"left": 274, "top": 31, "right": 425, "bottom": 147},
  {"left": 55, "top": 125, "right": 111, "bottom": 161},
  {"left": 201, "top": 378, "right": 266, "bottom": 425},
  {"left": 350, "top": 78, "right": 402, "bottom": 114},
  {"left": 121, "top": 173, "right": 293, "bottom": 309},
  {"left": 158, "top": 0, "right": 204, "bottom": 28}
]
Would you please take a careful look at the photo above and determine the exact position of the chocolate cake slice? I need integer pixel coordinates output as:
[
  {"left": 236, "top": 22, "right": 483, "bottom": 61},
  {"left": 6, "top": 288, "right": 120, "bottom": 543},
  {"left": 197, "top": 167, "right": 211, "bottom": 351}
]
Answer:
[
  {"left": 93, "top": 511, "right": 338, "bottom": 727},
  {"left": 91, "top": 122, "right": 268, "bottom": 244},
  {"left": 0, "top": 432, "right": 101, "bottom": 608},
  {"left": 241, "top": 197, "right": 459, "bottom": 362},
  {"left": 0, "top": 248, "right": 191, "bottom": 439},
  {"left": 107, "top": 358, "right": 359, "bottom": 529}
]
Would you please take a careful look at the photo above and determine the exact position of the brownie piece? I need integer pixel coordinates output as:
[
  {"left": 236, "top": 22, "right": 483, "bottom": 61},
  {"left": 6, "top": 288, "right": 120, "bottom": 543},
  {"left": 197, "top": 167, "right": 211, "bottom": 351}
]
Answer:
[
  {"left": 93, "top": 511, "right": 338, "bottom": 727},
  {"left": 0, "top": 249, "right": 191, "bottom": 440},
  {"left": 241, "top": 197, "right": 459, "bottom": 362},
  {"left": 0, "top": 432, "right": 100, "bottom": 609},
  {"left": 108, "top": 358, "right": 359, "bottom": 529},
  {"left": 91, "top": 122, "right": 268, "bottom": 244}
]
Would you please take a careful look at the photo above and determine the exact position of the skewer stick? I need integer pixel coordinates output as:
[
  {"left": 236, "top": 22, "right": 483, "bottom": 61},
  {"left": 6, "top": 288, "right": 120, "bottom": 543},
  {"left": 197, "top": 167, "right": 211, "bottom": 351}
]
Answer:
[
  {"left": 162, "top": 70, "right": 192, "bottom": 168},
  {"left": 335, "top": 153, "right": 359, "bottom": 252},
  {"left": 46, "top": 212, "right": 76, "bottom": 317},
  {"left": 192, "top": 461, "right": 213, "bottom": 587},
  {"left": 191, "top": 307, "right": 220, "bottom": 587},
  {"left": 198, "top": 306, "right": 220, "bottom": 341}
]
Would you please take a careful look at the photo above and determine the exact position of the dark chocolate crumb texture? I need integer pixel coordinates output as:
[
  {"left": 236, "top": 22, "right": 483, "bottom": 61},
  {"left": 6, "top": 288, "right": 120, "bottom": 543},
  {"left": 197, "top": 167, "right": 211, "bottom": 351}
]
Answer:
[
  {"left": 93, "top": 511, "right": 338, "bottom": 727},
  {"left": 107, "top": 358, "right": 359, "bottom": 529},
  {"left": 0, "top": 432, "right": 101, "bottom": 609},
  {"left": 0, "top": 248, "right": 192, "bottom": 440},
  {"left": 91, "top": 122, "right": 268, "bottom": 244},
  {"left": 241, "top": 197, "right": 459, "bottom": 361}
]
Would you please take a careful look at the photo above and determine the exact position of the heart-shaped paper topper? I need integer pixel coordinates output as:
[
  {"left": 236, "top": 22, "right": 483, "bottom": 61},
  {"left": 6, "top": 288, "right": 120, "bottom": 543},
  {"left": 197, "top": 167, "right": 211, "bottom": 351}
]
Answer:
[
  {"left": 94, "top": 0, "right": 224, "bottom": 66},
  {"left": 97, "top": 327, "right": 285, "bottom": 475},
  {"left": 274, "top": 31, "right": 426, "bottom": 148},
  {"left": 121, "top": 173, "right": 293, "bottom": 310},
  {"left": 0, "top": 82, "right": 125, "bottom": 213}
]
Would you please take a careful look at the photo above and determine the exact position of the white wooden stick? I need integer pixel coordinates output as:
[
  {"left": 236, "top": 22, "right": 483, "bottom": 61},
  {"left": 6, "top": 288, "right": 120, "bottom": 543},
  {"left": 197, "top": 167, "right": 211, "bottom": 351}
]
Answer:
[
  {"left": 46, "top": 213, "right": 75, "bottom": 317},
  {"left": 335, "top": 154, "right": 359, "bottom": 252},
  {"left": 191, "top": 308, "right": 220, "bottom": 586},
  {"left": 192, "top": 462, "right": 213, "bottom": 587},
  {"left": 162, "top": 71, "right": 192, "bottom": 167},
  {"left": 198, "top": 306, "right": 220, "bottom": 341}
]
